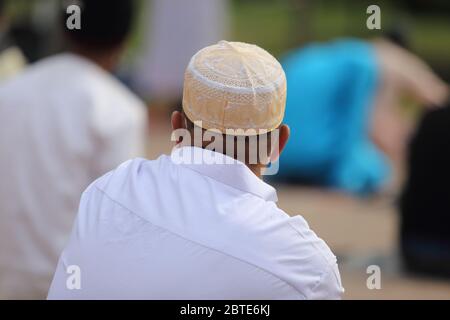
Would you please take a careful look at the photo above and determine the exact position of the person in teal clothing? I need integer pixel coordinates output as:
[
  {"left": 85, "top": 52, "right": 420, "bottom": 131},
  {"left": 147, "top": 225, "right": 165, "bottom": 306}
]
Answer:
[{"left": 276, "top": 38, "right": 448, "bottom": 195}]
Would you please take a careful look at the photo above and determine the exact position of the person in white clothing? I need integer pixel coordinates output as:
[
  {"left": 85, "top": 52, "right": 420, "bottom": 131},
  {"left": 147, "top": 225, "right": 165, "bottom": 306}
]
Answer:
[
  {"left": 133, "top": 0, "right": 229, "bottom": 102},
  {"left": 48, "top": 41, "right": 343, "bottom": 300},
  {"left": 0, "top": 0, "right": 147, "bottom": 299}
]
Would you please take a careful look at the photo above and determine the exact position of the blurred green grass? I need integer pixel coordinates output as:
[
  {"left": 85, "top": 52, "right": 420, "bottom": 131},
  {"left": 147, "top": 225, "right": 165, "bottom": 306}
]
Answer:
[
  {"left": 231, "top": 0, "right": 450, "bottom": 79},
  {"left": 5, "top": 0, "right": 450, "bottom": 79}
]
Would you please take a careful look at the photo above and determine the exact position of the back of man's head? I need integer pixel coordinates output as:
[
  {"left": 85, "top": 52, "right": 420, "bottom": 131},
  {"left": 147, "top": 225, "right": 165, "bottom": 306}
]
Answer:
[
  {"left": 61, "top": 0, "right": 135, "bottom": 54},
  {"left": 172, "top": 41, "right": 290, "bottom": 177}
]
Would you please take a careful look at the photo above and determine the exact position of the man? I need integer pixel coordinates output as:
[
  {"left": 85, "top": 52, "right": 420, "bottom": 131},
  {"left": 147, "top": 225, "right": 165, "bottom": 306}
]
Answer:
[
  {"left": 48, "top": 41, "right": 343, "bottom": 299},
  {"left": 276, "top": 38, "right": 448, "bottom": 195},
  {"left": 133, "top": 0, "right": 228, "bottom": 104},
  {"left": 0, "top": 0, "right": 147, "bottom": 299}
]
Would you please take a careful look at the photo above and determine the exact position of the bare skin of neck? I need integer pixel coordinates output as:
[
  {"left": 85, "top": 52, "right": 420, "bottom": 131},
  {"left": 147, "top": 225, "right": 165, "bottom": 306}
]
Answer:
[
  {"left": 186, "top": 131, "right": 271, "bottom": 179},
  {"left": 171, "top": 111, "right": 290, "bottom": 180}
]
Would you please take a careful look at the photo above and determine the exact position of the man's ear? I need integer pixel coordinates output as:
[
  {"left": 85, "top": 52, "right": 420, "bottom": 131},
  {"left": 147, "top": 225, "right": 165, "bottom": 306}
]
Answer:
[
  {"left": 270, "top": 124, "right": 290, "bottom": 162},
  {"left": 171, "top": 111, "right": 187, "bottom": 131}
]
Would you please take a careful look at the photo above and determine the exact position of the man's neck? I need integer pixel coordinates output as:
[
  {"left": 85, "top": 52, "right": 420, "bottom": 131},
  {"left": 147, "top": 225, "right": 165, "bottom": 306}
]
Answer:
[
  {"left": 248, "top": 164, "right": 264, "bottom": 179},
  {"left": 71, "top": 47, "right": 119, "bottom": 72},
  {"left": 187, "top": 143, "right": 265, "bottom": 179}
]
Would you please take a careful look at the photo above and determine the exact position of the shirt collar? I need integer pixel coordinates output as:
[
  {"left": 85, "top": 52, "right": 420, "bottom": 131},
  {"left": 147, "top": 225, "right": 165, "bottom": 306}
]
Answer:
[
  {"left": 54, "top": 53, "right": 109, "bottom": 76},
  {"left": 171, "top": 146, "right": 278, "bottom": 202}
]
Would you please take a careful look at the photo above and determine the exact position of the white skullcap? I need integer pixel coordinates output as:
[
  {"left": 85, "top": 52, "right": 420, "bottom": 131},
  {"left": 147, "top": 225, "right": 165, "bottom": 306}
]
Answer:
[{"left": 182, "top": 41, "right": 287, "bottom": 135}]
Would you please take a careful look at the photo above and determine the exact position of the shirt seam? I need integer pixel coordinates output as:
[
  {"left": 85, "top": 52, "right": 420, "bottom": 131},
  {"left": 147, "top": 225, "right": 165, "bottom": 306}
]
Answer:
[
  {"left": 287, "top": 220, "right": 343, "bottom": 292},
  {"left": 287, "top": 219, "right": 338, "bottom": 267},
  {"left": 93, "top": 184, "right": 307, "bottom": 299}
]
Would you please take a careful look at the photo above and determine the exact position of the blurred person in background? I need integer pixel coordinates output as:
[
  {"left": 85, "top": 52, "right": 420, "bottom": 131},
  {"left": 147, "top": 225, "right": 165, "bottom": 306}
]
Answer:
[
  {"left": 275, "top": 37, "right": 448, "bottom": 195},
  {"left": 0, "top": 0, "right": 27, "bottom": 82},
  {"left": 400, "top": 101, "right": 450, "bottom": 277},
  {"left": 48, "top": 41, "right": 343, "bottom": 300},
  {"left": 0, "top": 0, "right": 148, "bottom": 299},
  {"left": 132, "top": 0, "right": 228, "bottom": 109}
]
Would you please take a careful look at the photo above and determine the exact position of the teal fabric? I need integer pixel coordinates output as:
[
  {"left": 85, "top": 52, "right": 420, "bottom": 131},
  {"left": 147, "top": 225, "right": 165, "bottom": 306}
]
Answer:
[{"left": 276, "top": 39, "right": 389, "bottom": 195}]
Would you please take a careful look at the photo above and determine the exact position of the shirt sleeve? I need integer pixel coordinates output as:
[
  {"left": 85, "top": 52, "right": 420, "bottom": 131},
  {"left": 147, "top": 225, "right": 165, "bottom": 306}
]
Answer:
[
  {"left": 286, "top": 215, "right": 345, "bottom": 300},
  {"left": 309, "top": 262, "right": 345, "bottom": 300}
]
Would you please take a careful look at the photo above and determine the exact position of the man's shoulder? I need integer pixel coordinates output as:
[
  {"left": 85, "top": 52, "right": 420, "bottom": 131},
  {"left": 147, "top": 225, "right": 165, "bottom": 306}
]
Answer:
[
  {"left": 223, "top": 200, "right": 343, "bottom": 299},
  {"left": 0, "top": 54, "right": 144, "bottom": 109},
  {"left": 86, "top": 157, "right": 155, "bottom": 191},
  {"left": 83, "top": 157, "right": 173, "bottom": 209},
  {"left": 275, "top": 211, "right": 343, "bottom": 298},
  {"left": 244, "top": 203, "right": 338, "bottom": 267},
  {"left": 98, "top": 74, "right": 146, "bottom": 110},
  {"left": 0, "top": 56, "right": 49, "bottom": 95}
]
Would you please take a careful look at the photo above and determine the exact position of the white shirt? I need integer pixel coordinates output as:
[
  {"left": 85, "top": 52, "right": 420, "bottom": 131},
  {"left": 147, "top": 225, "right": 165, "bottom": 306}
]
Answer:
[
  {"left": 0, "top": 53, "right": 148, "bottom": 299},
  {"left": 48, "top": 147, "right": 344, "bottom": 300}
]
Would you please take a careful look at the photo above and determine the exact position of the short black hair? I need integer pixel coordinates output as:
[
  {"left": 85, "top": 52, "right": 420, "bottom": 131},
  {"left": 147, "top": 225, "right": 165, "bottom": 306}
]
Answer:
[{"left": 62, "top": 0, "right": 135, "bottom": 51}]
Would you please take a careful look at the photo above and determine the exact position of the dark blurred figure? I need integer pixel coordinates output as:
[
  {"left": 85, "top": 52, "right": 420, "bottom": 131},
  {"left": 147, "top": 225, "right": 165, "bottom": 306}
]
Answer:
[
  {"left": 0, "top": 0, "right": 148, "bottom": 299},
  {"left": 400, "top": 102, "right": 450, "bottom": 277},
  {"left": 402, "top": 0, "right": 450, "bottom": 14}
]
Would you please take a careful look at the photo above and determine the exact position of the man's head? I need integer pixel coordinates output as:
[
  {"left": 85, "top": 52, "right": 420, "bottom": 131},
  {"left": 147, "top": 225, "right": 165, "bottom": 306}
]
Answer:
[
  {"left": 61, "top": 0, "right": 135, "bottom": 71},
  {"left": 172, "top": 41, "right": 290, "bottom": 176}
]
